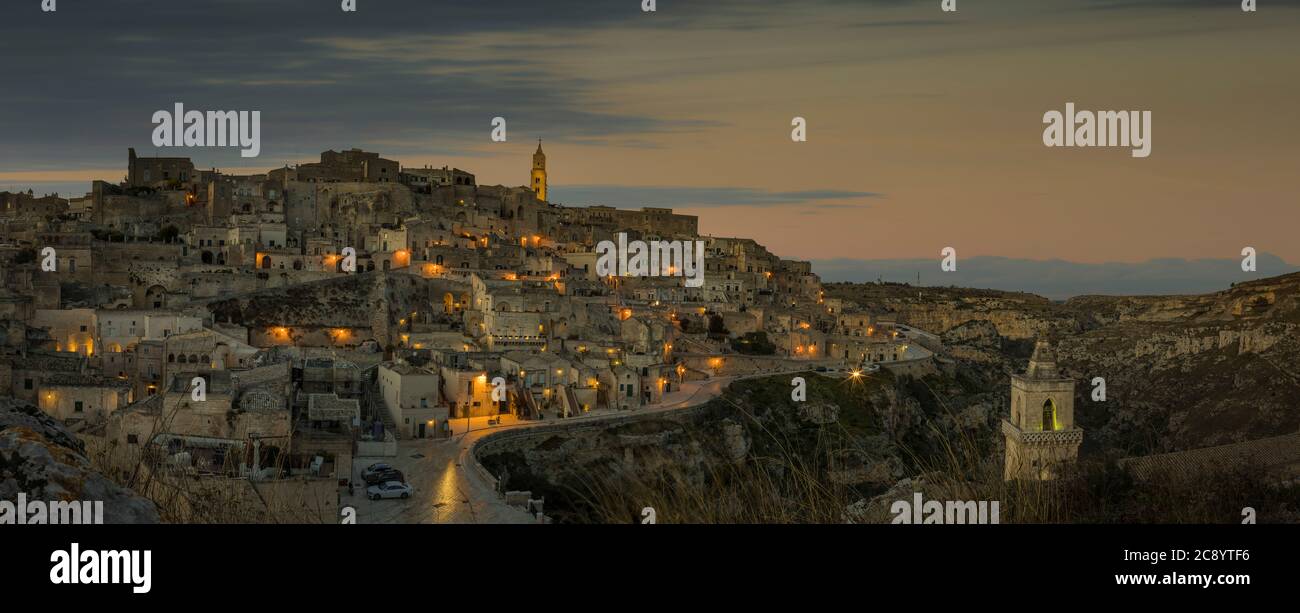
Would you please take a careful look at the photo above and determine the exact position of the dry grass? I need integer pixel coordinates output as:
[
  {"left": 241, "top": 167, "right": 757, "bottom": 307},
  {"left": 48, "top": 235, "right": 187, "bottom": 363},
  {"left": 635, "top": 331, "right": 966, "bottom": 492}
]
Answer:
[
  {"left": 555, "top": 373, "right": 1299, "bottom": 524},
  {"left": 83, "top": 396, "right": 336, "bottom": 524}
]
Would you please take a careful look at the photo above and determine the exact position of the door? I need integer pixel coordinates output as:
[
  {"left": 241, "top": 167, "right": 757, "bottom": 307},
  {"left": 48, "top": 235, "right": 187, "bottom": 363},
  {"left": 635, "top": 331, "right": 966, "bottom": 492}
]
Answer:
[{"left": 418, "top": 422, "right": 426, "bottom": 438}]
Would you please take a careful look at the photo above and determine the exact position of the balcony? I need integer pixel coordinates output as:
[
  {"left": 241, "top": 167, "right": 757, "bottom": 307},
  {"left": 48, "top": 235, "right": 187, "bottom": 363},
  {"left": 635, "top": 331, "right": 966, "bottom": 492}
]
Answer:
[{"left": 1002, "top": 419, "right": 1083, "bottom": 446}]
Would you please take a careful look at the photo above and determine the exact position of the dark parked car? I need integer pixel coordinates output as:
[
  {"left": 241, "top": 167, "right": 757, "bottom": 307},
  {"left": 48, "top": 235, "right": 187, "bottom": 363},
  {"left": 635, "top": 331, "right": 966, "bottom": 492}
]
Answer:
[
  {"left": 364, "top": 469, "right": 405, "bottom": 485},
  {"left": 361, "top": 462, "right": 394, "bottom": 480}
]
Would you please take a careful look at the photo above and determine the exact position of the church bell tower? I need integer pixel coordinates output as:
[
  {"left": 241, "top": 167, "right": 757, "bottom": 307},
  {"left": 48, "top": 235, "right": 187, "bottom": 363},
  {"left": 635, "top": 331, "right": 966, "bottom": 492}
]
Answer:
[
  {"left": 1003, "top": 338, "right": 1083, "bottom": 480},
  {"left": 531, "top": 140, "right": 547, "bottom": 202}
]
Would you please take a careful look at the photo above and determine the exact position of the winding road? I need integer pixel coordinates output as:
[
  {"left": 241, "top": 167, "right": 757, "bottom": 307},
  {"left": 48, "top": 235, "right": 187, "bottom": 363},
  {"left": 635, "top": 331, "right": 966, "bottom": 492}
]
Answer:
[{"left": 348, "top": 367, "right": 811, "bottom": 524}]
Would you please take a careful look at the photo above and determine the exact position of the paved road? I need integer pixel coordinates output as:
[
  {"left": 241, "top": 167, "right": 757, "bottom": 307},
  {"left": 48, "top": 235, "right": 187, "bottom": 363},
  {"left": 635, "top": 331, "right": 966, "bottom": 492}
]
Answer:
[
  {"left": 346, "top": 418, "right": 536, "bottom": 525},
  {"left": 349, "top": 369, "right": 811, "bottom": 524}
]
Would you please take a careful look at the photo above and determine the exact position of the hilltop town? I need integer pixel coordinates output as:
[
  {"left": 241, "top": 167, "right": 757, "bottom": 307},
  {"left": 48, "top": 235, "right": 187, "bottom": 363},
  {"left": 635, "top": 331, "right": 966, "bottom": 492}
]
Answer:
[
  {"left": 0, "top": 144, "right": 931, "bottom": 522},
  {"left": 2, "top": 144, "right": 1296, "bottom": 524}
]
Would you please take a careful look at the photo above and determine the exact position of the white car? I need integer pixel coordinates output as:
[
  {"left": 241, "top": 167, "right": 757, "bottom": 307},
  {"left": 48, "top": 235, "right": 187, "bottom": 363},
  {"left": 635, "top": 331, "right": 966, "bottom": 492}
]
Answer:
[{"left": 367, "top": 481, "right": 412, "bottom": 500}]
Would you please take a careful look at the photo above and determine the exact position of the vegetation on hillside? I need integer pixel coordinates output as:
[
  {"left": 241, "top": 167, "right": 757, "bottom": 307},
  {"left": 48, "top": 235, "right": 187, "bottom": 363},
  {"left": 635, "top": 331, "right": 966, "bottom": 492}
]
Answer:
[{"left": 486, "top": 372, "right": 1299, "bottom": 524}]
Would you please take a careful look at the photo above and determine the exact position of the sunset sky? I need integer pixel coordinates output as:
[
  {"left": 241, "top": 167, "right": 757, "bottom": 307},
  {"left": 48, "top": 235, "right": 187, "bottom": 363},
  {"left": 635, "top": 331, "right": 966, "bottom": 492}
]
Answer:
[{"left": 2, "top": 0, "right": 1297, "bottom": 274}]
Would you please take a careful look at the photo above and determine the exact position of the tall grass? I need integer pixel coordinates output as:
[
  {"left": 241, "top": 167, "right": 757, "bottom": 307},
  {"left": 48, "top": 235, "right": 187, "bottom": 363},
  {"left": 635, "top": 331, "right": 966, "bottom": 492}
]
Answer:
[{"left": 82, "top": 395, "right": 335, "bottom": 524}]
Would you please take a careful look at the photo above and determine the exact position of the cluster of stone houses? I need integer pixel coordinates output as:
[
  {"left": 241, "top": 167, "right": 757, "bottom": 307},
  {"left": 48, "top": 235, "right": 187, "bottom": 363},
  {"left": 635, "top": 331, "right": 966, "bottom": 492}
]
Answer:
[{"left": 0, "top": 144, "right": 922, "bottom": 492}]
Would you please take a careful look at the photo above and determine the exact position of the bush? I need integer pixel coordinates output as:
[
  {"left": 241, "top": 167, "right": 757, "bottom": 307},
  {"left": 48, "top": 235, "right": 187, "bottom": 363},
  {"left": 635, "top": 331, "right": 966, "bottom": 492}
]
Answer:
[
  {"left": 707, "top": 314, "right": 728, "bottom": 339},
  {"left": 731, "top": 331, "right": 775, "bottom": 355}
]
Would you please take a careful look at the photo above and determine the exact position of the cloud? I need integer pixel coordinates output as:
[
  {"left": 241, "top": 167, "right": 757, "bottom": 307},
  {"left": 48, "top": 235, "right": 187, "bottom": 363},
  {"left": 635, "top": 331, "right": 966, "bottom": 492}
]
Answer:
[
  {"left": 844, "top": 19, "right": 960, "bottom": 29},
  {"left": 0, "top": 0, "right": 769, "bottom": 172},
  {"left": 1079, "top": 0, "right": 1300, "bottom": 10},
  {"left": 549, "top": 185, "right": 883, "bottom": 209}
]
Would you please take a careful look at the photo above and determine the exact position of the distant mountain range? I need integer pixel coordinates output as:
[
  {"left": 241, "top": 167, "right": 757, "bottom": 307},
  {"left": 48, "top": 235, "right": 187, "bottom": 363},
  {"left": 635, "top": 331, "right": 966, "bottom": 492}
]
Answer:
[{"left": 812, "top": 254, "right": 1299, "bottom": 300}]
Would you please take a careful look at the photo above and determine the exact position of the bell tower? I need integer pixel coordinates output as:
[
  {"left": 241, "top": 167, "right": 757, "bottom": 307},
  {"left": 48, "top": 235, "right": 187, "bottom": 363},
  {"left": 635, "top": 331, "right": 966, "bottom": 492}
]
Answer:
[
  {"left": 531, "top": 140, "right": 547, "bottom": 202},
  {"left": 1002, "top": 338, "right": 1082, "bottom": 480}
]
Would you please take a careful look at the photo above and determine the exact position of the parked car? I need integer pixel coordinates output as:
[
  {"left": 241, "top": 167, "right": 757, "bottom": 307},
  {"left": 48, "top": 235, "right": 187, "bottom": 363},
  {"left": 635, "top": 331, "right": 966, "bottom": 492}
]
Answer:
[
  {"left": 865, "top": 364, "right": 881, "bottom": 373},
  {"left": 364, "top": 469, "right": 405, "bottom": 486},
  {"left": 368, "top": 481, "right": 412, "bottom": 500},
  {"left": 361, "top": 462, "right": 393, "bottom": 480}
]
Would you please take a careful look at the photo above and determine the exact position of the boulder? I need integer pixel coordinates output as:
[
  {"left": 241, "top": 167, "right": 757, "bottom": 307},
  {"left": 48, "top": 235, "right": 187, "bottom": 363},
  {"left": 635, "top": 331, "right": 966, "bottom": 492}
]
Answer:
[{"left": 0, "top": 398, "right": 158, "bottom": 524}]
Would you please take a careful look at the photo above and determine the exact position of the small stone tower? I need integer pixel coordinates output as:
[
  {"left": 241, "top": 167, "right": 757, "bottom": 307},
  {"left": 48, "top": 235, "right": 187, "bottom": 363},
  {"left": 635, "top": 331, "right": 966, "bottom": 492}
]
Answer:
[
  {"left": 531, "top": 140, "right": 547, "bottom": 202},
  {"left": 1002, "top": 338, "right": 1082, "bottom": 480}
]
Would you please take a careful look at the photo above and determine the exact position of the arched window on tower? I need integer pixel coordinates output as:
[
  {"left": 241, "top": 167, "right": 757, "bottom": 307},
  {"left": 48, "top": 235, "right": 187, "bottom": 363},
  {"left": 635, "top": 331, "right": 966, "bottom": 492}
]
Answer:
[{"left": 1041, "top": 398, "right": 1057, "bottom": 431}]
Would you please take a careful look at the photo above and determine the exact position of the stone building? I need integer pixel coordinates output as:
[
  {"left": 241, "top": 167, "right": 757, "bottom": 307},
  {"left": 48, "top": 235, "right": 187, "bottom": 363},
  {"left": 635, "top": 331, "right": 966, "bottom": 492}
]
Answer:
[
  {"left": 401, "top": 166, "right": 476, "bottom": 191},
  {"left": 377, "top": 362, "right": 443, "bottom": 439},
  {"left": 557, "top": 206, "right": 698, "bottom": 239},
  {"left": 127, "top": 147, "right": 195, "bottom": 188},
  {"left": 36, "top": 373, "right": 133, "bottom": 422},
  {"left": 1002, "top": 339, "right": 1083, "bottom": 480},
  {"left": 268, "top": 148, "right": 399, "bottom": 184}
]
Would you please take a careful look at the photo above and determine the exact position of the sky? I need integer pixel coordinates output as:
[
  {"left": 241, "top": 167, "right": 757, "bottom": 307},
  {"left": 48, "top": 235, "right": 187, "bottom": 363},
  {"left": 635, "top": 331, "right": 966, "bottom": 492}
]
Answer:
[{"left": 2, "top": 0, "right": 1298, "bottom": 290}]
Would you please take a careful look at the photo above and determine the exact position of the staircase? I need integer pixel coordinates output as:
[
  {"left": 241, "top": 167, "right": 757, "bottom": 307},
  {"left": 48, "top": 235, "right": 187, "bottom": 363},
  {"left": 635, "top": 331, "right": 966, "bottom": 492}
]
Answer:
[
  {"left": 366, "top": 385, "right": 399, "bottom": 440},
  {"left": 513, "top": 380, "right": 541, "bottom": 420},
  {"left": 562, "top": 385, "right": 581, "bottom": 417}
]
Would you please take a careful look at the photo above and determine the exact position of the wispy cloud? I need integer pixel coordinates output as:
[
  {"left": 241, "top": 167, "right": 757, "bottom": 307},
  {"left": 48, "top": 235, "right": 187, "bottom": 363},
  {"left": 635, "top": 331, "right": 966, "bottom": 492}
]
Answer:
[{"left": 550, "top": 185, "right": 882, "bottom": 209}]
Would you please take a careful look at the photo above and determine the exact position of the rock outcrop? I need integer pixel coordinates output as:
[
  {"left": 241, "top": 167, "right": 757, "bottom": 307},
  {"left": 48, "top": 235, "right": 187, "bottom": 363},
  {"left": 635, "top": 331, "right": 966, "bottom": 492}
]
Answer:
[
  {"left": 830, "top": 272, "right": 1300, "bottom": 451},
  {"left": 0, "top": 398, "right": 159, "bottom": 523}
]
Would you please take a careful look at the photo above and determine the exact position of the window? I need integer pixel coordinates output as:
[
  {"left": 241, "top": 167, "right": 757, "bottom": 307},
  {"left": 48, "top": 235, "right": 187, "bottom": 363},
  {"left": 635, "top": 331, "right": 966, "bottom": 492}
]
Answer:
[
  {"left": 24, "top": 379, "right": 33, "bottom": 390},
  {"left": 74, "top": 401, "right": 84, "bottom": 413},
  {"left": 80, "top": 325, "right": 87, "bottom": 332},
  {"left": 127, "top": 434, "right": 139, "bottom": 444}
]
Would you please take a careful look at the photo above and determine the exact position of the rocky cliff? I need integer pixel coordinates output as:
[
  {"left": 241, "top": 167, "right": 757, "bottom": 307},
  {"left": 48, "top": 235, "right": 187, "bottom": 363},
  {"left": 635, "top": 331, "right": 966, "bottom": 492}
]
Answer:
[
  {"left": 1060, "top": 274, "right": 1299, "bottom": 449},
  {"left": 825, "top": 282, "right": 1083, "bottom": 340},
  {"left": 829, "top": 272, "right": 1300, "bottom": 451}
]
